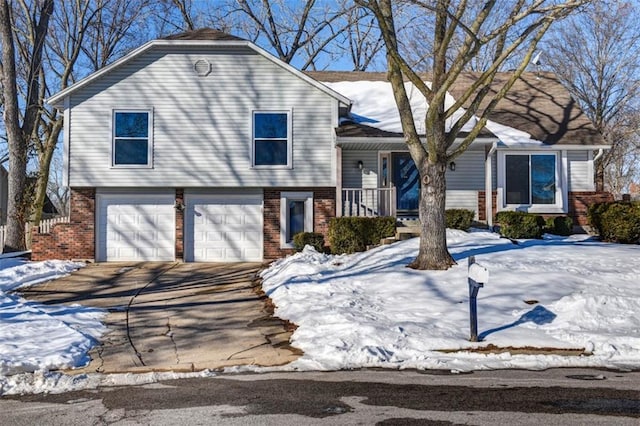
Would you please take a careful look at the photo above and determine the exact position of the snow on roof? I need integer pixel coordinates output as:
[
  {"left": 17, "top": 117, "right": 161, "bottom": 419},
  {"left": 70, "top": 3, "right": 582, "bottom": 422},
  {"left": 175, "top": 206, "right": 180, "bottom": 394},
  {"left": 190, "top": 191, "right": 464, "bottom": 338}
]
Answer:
[{"left": 324, "top": 80, "right": 543, "bottom": 146}]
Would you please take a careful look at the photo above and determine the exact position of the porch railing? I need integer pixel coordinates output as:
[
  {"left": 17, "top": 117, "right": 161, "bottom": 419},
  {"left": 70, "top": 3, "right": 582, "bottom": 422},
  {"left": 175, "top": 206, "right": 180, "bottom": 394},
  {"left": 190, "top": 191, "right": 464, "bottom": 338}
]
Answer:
[{"left": 341, "top": 187, "right": 396, "bottom": 217}]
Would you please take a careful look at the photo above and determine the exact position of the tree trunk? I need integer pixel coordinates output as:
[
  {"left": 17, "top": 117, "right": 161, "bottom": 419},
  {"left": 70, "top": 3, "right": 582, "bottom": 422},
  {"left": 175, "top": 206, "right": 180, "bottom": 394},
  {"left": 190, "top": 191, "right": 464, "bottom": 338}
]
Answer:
[
  {"left": 0, "top": 0, "right": 28, "bottom": 252},
  {"left": 410, "top": 159, "right": 455, "bottom": 270},
  {"left": 31, "top": 124, "right": 62, "bottom": 228}
]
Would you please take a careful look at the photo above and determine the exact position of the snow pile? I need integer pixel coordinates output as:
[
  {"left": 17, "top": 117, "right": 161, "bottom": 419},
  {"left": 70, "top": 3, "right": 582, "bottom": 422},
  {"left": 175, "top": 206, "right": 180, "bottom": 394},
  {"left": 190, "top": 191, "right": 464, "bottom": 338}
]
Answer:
[
  {"left": 0, "top": 259, "right": 106, "bottom": 377},
  {"left": 325, "top": 80, "right": 544, "bottom": 146},
  {"left": 261, "top": 230, "right": 640, "bottom": 372}
]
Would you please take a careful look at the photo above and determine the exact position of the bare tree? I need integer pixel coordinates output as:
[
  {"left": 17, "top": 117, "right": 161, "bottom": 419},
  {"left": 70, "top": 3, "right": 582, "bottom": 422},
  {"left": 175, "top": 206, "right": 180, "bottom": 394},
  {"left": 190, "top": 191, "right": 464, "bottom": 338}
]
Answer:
[
  {"left": 0, "top": 0, "right": 53, "bottom": 252},
  {"left": 10, "top": 0, "right": 152, "bottom": 231},
  {"left": 542, "top": 0, "right": 640, "bottom": 196},
  {"left": 47, "top": 151, "right": 69, "bottom": 216},
  {"left": 341, "top": 4, "right": 385, "bottom": 71},
  {"left": 234, "top": 0, "right": 356, "bottom": 69},
  {"left": 357, "top": 0, "right": 590, "bottom": 270}
]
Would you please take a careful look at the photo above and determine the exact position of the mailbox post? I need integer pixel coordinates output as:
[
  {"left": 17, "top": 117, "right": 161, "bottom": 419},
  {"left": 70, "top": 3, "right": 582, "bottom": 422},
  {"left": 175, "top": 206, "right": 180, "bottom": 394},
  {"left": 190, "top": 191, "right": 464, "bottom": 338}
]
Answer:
[{"left": 468, "top": 256, "right": 488, "bottom": 342}]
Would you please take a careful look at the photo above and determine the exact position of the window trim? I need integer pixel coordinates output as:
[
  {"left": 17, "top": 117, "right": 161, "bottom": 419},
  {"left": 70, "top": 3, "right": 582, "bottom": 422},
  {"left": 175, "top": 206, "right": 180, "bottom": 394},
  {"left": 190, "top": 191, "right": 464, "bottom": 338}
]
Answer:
[
  {"left": 497, "top": 151, "right": 565, "bottom": 213},
  {"left": 251, "top": 110, "right": 293, "bottom": 169},
  {"left": 280, "top": 191, "right": 313, "bottom": 248},
  {"left": 111, "top": 109, "right": 153, "bottom": 168}
]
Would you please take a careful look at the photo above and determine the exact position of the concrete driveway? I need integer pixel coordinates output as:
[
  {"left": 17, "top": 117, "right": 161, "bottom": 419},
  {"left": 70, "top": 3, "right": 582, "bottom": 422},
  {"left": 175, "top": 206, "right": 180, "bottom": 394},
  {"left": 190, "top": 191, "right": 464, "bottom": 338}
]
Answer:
[{"left": 21, "top": 262, "right": 300, "bottom": 373}]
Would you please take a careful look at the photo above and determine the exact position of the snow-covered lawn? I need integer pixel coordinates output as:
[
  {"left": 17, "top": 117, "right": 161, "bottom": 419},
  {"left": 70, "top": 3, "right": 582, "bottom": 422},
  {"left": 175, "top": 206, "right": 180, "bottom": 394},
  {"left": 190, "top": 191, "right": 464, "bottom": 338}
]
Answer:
[
  {"left": 2, "top": 231, "right": 639, "bottom": 395},
  {"left": 0, "top": 258, "right": 105, "bottom": 378},
  {"left": 261, "top": 230, "right": 640, "bottom": 372}
]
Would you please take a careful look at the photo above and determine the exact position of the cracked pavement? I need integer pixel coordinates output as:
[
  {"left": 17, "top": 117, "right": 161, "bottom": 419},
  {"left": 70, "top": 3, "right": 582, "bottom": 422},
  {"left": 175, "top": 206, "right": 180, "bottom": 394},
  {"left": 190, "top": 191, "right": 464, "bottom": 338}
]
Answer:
[{"left": 20, "top": 262, "right": 300, "bottom": 373}]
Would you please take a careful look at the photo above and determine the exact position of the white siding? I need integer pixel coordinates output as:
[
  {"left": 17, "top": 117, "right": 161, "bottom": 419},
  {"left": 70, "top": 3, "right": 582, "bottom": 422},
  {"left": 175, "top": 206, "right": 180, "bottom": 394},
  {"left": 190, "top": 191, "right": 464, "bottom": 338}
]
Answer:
[
  {"left": 445, "top": 190, "right": 479, "bottom": 219},
  {"left": 341, "top": 151, "right": 379, "bottom": 189},
  {"left": 446, "top": 150, "right": 485, "bottom": 190},
  {"left": 568, "top": 150, "right": 593, "bottom": 191},
  {"left": 68, "top": 46, "right": 337, "bottom": 187},
  {"left": 341, "top": 149, "right": 486, "bottom": 191}
]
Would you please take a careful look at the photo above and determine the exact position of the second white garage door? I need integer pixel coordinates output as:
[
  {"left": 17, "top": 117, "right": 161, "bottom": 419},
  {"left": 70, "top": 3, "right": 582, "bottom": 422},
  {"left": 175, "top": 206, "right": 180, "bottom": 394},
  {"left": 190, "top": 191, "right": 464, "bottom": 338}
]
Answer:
[{"left": 184, "top": 193, "right": 263, "bottom": 262}]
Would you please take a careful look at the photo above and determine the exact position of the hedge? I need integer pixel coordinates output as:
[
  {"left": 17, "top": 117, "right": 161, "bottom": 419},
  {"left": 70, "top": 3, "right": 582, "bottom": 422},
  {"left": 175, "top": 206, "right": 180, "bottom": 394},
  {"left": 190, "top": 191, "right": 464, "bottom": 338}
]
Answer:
[
  {"left": 328, "top": 216, "right": 396, "bottom": 254},
  {"left": 588, "top": 201, "right": 640, "bottom": 244},
  {"left": 445, "top": 209, "right": 475, "bottom": 231},
  {"left": 494, "top": 211, "right": 545, "bottom": 239},
  {"left": 544, "top": 216, "right": 573, "bottom": 236},
  {"left": 292, "top": 232, "right": 325, "bottom": 252}
]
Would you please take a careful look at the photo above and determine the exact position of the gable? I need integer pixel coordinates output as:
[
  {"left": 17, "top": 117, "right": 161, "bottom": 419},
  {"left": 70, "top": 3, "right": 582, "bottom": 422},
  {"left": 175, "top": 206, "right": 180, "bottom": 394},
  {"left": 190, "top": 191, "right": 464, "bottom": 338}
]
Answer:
[{"left": 48, "top": 39, "right": 350, "bottom": 108}]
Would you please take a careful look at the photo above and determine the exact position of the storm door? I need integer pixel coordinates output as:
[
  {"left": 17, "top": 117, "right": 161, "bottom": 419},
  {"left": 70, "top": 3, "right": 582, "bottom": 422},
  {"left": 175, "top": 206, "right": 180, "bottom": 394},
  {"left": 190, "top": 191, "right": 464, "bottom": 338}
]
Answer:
[{"left": 391, "top": 152, "right": 420, "bottom": 214}]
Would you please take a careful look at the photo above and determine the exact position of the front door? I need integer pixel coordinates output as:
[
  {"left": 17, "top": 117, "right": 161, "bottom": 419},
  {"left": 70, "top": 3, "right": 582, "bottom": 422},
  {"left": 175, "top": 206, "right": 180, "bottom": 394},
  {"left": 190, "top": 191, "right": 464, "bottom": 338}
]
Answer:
[{"left": 392, "top": 152, "right": 420, "bottom": 214}]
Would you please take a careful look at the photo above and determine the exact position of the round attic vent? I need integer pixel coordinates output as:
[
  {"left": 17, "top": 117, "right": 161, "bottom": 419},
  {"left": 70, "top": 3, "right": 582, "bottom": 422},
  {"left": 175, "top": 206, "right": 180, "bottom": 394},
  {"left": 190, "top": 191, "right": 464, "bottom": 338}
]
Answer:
[{"left": 194, "top": 59, "right": 212, "bottom": 77}]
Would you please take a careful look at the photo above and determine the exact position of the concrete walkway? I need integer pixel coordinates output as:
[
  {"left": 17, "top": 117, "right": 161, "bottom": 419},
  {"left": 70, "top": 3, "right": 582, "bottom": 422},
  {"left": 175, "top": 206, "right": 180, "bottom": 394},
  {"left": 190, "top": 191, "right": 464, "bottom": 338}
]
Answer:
[{"left": 21, "top": 262, "right": 300, "bottom": 373}]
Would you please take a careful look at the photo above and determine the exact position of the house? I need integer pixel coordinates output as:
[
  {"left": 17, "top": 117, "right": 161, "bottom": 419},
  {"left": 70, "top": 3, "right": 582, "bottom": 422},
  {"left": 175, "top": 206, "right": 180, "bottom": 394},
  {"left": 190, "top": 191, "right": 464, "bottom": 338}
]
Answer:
[
  {"left": 32, "top": 29, "right": 611, "bottom": 262},
  {"left": 306, "top": 71, "right": 612, "bottom": 227}
]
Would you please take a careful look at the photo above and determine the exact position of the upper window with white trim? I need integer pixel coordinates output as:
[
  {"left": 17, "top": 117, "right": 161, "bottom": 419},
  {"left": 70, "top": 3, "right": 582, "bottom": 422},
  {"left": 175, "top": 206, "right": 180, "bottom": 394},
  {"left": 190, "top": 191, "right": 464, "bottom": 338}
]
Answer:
[
  {"left": 253, "top": 111, "right": 291, "bottom": 167},
  {"left": 113, "top": 110, "right": 152, "bottom": 167},
  {"left": 504, "top": 153, "right": 558, "bottom": 205}
]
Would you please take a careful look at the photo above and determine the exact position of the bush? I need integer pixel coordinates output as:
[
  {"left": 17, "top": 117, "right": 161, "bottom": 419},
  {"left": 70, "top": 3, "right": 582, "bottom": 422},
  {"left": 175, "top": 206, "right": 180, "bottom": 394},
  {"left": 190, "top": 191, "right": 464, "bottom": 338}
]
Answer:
[
  {"left": 588, "top": 201, "right": 640, "bottom": 244},
  {"left": 328, "top": 216, "right": 396, "bottom": 254},
  {"left": 292, "top": 232, "right": 325, "bottom": 252},
  {"left": 445, "top": 209, "right": 475, "bottom": 231},
  {"left": 494, "top": 211, "right": 545, "bottom": 239},
  {"left": 544, "top": 216, "right": 573, "bottom": 236}
]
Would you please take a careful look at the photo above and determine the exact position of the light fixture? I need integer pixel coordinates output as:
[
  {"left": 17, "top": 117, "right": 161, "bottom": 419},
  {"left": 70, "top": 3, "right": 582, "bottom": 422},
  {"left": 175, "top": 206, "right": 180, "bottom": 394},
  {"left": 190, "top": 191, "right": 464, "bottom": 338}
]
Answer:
[
  {"left": 357, "top": 160, "right": 364, "bottom": 170},
  {"left": 174, "top": 200, "right": 185, "bottom": 211},
  {"left": 449, "top": 161, "right": 456, "bottom": 171}
]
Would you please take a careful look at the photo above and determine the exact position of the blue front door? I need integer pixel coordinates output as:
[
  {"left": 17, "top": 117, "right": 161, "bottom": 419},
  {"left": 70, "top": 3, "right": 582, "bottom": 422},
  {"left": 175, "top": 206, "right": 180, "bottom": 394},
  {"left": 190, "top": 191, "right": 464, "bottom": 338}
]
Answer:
[{"left": 392, "top": 153, "right": 420, "bottom": 213}]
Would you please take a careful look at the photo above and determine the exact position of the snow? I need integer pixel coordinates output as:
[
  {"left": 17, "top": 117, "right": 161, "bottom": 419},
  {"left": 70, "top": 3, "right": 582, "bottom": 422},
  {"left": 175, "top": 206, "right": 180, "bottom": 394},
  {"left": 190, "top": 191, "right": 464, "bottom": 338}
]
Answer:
[
  {"left": 0, "top": 258, "right": 106, "bottom": 380},
  {"left": 325, "top": 80, "right": 544, "bottom": 146},
  {"left": 3, "top": 231, "right": 640, "bottom": 395},
  {"left": 261, "top": 230, "right": 640, "bottom": 372}
]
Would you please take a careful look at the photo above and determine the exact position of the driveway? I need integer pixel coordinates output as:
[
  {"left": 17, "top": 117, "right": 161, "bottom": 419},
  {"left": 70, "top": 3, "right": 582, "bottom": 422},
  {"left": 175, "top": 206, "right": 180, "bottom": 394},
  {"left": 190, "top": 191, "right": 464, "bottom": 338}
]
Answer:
[{"left": 20, "top": 262, "right": 300, "bottom": 373}]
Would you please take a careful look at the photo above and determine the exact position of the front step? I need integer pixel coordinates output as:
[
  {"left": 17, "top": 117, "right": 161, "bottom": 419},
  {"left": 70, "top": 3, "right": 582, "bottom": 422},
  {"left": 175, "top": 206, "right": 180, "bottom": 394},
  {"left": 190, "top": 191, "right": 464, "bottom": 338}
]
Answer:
[{"left": 395, "top": 218, "right": 421, "bottom": 241}]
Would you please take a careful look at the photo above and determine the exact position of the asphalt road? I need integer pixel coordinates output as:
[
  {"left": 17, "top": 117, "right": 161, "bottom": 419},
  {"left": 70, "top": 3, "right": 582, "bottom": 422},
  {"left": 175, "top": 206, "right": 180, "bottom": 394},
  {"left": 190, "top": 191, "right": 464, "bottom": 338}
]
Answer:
[{"left": 1, "top": 368, "right": 639, "bottom": 425}]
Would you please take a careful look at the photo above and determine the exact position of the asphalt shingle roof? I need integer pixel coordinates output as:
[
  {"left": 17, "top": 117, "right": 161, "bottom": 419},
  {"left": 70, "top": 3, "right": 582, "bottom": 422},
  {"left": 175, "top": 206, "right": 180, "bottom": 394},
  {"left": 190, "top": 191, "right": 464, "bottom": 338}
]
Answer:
[{"left": 306, "top": 71, "right": 605, "bottom": 146}]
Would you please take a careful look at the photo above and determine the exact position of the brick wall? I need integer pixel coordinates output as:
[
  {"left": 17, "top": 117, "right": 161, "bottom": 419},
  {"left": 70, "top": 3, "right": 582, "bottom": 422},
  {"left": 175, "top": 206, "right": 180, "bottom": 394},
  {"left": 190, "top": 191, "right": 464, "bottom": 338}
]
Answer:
[
  {"left": 568, "top": 191, "right": 614, "bottom": 225},
  {"left": 263, "top": 188, "right": 336, "bottom": 260},
  {"left": 33, "top": 187, "right": 336, "bottom": 262},
  {"left": 477, "top": 191, "right": 497, "bottom": 222},
  {"left": 31, "top": 188, "right": 95, "bottom": 261}
]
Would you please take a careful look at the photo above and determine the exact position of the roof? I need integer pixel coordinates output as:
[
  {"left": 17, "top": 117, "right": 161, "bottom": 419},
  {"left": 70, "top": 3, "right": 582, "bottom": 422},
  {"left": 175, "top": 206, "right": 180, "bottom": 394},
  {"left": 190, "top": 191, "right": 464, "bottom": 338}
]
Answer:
[
  {"left": 47, "top": 29, "right": 350, "bottom": 107},
  {"left": 306, "top": 71, "right": 606, "bottom": 146},
  {"left": 162, "top": 28, "right": 246, "bottom": 42}
]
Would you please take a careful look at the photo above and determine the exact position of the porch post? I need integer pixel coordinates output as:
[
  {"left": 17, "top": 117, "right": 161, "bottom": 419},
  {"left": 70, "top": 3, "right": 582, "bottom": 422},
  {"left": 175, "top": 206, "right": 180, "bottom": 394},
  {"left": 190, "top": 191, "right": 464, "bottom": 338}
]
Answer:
[
  {"left": 336, "top": 146, "right": 343, "bottom": 217},
  {"left": 485, "top": 143, "right": 497, "bottom": 228}
]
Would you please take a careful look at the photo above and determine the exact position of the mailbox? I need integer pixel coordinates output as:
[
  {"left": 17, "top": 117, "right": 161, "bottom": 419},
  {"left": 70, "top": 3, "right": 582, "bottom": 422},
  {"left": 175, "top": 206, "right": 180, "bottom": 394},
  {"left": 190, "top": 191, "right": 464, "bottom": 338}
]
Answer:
[{"left": 468, "top": 256, "right": 488, "bottom": 342}]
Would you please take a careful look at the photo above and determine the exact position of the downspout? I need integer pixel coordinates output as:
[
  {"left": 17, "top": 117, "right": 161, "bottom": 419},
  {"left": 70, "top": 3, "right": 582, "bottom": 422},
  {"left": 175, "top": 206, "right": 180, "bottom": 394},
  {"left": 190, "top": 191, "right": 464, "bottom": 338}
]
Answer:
[
  {"left": 486, "top": 142, "right": 498, "bottom": 230},
  {"left": 592, "top": 148, "right": 604, "bottom": 192},
  {"left": 593, "top": 148, "right": 604, "bottom": 162}
]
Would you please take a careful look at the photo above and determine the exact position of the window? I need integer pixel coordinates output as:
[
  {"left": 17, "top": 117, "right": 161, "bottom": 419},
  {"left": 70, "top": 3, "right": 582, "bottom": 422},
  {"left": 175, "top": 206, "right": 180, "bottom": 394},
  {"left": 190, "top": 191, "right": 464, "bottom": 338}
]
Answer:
[
  {"left": 504, "top": 153, "right": 557, "bottom": 205},
  {"left": 113, "top": 110, "right": 152, "bottom": 167},
  {"left": 253, "top": 111, "right": 291, "bottom": 167},
  {"left": 280, "top": 192, "right": 313, "bottom": 248}
]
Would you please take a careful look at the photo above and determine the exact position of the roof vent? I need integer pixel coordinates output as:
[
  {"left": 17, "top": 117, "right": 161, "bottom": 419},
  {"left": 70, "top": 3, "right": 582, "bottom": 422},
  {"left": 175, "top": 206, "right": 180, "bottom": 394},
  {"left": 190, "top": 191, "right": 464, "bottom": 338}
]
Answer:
[{"left": 194, "top": 59, "right": 212, "bottom": 77}]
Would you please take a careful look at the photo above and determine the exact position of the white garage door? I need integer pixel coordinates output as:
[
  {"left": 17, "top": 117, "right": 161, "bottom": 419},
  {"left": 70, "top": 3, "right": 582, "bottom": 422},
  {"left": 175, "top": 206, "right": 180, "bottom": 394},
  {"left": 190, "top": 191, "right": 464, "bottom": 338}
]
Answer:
[
  {"left": 97, "top": 194, "right": 175, "bottom": 262},
  {"left": 185, "top": 193, "right": 263, "bottom": 262}
]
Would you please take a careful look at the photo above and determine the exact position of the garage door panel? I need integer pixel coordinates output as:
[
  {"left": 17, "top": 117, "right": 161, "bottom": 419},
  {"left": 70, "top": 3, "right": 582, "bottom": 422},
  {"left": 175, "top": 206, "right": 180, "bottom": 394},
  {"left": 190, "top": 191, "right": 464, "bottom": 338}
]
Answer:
[
  {"left": 185, "top": 194, "right": 263, "bottom": 262},
  {"left": 97, "top": 194, "right": 175, "bottom": 262}
]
